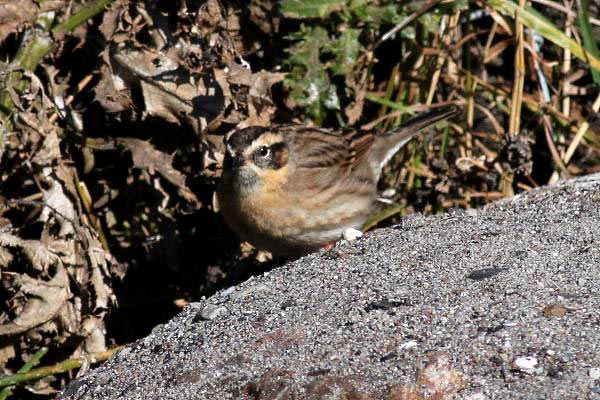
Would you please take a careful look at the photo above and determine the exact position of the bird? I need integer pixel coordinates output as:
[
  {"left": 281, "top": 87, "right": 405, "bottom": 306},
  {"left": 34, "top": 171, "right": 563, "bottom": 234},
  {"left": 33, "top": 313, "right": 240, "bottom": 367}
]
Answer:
[{"left": 217, "top": 105, "right": 458, "bottom": 257}]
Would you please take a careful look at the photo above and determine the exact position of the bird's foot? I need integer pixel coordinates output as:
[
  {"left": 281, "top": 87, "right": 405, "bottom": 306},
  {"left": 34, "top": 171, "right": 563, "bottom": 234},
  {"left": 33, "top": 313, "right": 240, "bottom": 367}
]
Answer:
[{"left": 322, "top": 228, "right": 364, "bottom": 252}]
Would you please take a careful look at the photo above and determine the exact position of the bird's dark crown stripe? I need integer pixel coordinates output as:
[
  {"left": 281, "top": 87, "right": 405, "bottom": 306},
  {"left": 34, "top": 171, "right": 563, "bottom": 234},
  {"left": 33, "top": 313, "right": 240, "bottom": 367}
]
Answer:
[{"left": 228, "top": 126, "right": 270, "bottom": 151}]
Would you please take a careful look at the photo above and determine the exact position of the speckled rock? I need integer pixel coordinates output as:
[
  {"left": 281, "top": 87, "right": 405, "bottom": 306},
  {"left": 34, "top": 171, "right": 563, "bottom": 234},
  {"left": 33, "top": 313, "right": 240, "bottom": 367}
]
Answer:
[{"left": 61, "top": 174, "right": 600, "bottom": 399}]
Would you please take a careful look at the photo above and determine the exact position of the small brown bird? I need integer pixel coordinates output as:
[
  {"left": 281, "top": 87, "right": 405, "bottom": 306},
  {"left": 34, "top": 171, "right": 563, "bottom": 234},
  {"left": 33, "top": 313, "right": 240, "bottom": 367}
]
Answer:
[{"left": 217, "top": 106, "right": 458, "bottom": 257}]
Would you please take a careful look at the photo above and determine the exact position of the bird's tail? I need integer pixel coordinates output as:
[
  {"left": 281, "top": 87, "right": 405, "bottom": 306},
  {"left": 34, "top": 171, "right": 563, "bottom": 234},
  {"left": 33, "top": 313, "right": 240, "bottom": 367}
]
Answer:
[{"left": 369, "top": 105, "right": 459, "bottom": 177}]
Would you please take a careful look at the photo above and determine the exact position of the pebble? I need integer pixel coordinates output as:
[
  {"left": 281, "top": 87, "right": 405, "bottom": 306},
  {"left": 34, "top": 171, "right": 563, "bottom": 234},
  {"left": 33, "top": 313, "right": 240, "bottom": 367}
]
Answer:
[
  {"left": 467, "top": 267, "right": 506, "bottom": 281},
  {"left": 543, "top": 303, "right": 567, "bottom": 317},
  {"left": 512, "top": 356, "right": 538, "bottom": 374},
  {"left": 464, "top": 394, "right": 489, "bottom": 400},
  {"left": 398, "top": 340, "right": 418, "bottom": 351},
  {"left": 590, "top": 367, "right": 600, "bottom": 380},
  {"left": 342, "top": 228, "right": 363, "bottom": 241},
  {"left": 197, "top": 305, "right": 228, "bottom": 321}
]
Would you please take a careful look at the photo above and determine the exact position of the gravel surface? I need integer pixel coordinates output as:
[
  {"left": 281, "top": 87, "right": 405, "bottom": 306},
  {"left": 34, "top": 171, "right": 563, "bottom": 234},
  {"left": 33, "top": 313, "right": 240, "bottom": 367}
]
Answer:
[{"left": 61, "top": 174, "right": 600, "bottom": 399}]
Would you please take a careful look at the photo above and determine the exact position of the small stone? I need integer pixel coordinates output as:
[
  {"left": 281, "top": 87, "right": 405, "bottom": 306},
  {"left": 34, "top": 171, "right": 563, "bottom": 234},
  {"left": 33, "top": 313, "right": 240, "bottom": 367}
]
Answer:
[
  {"left": 398, "top": 340, "right": 418, "bottom": 351},
  {"left": 467, "top": 267, "right": 507, "bottom": 281},
  {"left": 490, "top": 355, "right": 504, "bottom": 365},
  {"left": 230, "top": 283, "right": 268, "bottom": 300},
  {"left": 512, "top": 356, "right": 538, "bottom": 374},
  {"left": 221, "top": 287, "right": 236, "bottom": 297},
  {"left": 590, "top": 367, "right": 600, "bottom": 380},
  {"left": 463, "top": 394, "right": 488, "bottom": 400},
  {"left": 365, "top": 299, "right": 411, "bottom": 311},
  {"left": 342, "top": 228, "right": 363, "bottom": 241},
  {"left": 281, "top": 299, "right": 296, "bottom": 310},
  {"left": 543, "top": 303, "right": 567, "bottom": 317},
  {"left": 496, "top": 351, "right": 510, "bottom": 362},
  {"left": 465, "top": 208, "right": 478, "bottom": 217},
  {"left": 547, "top": 364, "right": 564, "bottom": 378},
  {"left": 194, "top": 304, "right": 228, "bottom": 322}
]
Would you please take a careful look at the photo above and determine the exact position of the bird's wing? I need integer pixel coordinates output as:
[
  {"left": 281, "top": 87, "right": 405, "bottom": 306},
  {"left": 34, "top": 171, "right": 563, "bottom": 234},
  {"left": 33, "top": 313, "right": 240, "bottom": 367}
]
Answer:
[{"left": 291, "top": 126, "right": 374, "bottom": 174}]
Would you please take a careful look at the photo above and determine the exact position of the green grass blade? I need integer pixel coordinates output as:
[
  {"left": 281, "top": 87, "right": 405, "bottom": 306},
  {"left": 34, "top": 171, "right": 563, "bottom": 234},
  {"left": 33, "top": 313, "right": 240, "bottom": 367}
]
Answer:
[
  {"left": 0, "top": 347, "right": 49, "bottom": 400},
  {"left": 365, "top": 93, "right": 410, "bottom": 112},
  {"left": 280, "top": 0, "right": 346, "bottom": 19},
  {"left": 485, "top": 0, "right": 600, "bottom": 73},
  {"left": 362, "top": 203, "right": 405, "bottom": 232},
  {"left": 577, "top": 0, "right": 600, "bottom": 86}
]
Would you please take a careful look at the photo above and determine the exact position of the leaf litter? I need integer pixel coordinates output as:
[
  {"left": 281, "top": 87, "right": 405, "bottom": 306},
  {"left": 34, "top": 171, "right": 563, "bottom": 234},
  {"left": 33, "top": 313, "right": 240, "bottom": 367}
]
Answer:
[
  {"left": 0, "top": 0, "right": 285, "bottom": 393},
  {"left": 0, "top": 0, "right": 599, "bottom": 395}
]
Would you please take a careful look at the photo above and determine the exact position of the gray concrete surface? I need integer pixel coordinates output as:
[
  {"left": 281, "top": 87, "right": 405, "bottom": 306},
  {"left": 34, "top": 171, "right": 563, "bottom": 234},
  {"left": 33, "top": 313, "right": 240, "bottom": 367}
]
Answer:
[{"left": 61, "top": 174, "right": 600, "bottom": 399}]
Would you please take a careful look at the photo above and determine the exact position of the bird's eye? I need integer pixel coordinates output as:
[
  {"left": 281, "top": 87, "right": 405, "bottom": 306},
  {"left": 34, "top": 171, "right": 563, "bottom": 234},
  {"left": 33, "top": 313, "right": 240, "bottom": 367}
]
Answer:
[{"left": 258, "top": 145, "right": 270, "bottom": 158}]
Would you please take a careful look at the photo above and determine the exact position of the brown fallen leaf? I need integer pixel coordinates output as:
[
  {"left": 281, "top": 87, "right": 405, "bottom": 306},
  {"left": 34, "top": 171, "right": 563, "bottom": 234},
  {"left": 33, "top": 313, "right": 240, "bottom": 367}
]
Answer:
[
  {"left": 118, "top": 137, "right": 199, "bottom": 205},
  {"left": 0, "top": 0, "right": 38, "bottom": 43},
  {"left": 94, "top": 63, "right": 133, "bottom": 113},
  {"left": 226, "top": 63, "right": 285, "bottom": 128},
  {"left": 0, "top": 243, "right": 68, "bottom": 335},
  {"left": 111, "top": 46, "right": 227, "bottom": 132}
]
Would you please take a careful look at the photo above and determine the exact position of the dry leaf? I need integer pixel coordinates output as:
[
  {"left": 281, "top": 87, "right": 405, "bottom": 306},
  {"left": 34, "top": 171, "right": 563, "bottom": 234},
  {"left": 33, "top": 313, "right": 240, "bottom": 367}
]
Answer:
[
  {"left": 0, "top": 0, "right": 38, "bottom": 43},
  {"left": 118, "top": 137, "right": 199, "bottom": 204},
  {"left": 0, "top": 259, "right": 69, "bottom": 335},
  {"left": 40, "top": 177, "right": 77, "bottom": 237}
]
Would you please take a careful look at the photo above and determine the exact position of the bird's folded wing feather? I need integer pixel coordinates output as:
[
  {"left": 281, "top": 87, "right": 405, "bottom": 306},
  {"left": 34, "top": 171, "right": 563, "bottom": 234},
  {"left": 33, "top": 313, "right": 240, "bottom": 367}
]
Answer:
[{"left": 292, "top": 126, "right": 374, "bottom": 173}]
